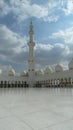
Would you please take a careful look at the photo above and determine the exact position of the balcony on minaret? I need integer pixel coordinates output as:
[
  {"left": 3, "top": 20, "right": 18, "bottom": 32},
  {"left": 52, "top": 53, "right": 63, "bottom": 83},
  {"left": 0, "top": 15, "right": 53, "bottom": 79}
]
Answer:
[
  {"left": 28, "top": 41, "right": 35, "bottom": 47},
  {"left": 29, "top": 21, "right": 34, "bottom": 35},
  {"left": 28, "top": 59, "right": 34, "bottom": 62}
]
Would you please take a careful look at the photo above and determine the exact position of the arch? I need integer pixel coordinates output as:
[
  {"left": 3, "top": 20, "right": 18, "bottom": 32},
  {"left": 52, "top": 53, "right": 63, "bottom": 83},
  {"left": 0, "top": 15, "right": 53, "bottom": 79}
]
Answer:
[{"left": 68, "top": 77, "right": 71, "bottom": 87}]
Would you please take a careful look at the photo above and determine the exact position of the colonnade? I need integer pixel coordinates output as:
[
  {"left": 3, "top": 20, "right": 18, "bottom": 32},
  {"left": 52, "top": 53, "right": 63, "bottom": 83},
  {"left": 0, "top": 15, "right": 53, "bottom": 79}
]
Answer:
[
  {"left": 35, "top": 77, "right": 73, "bottom": 87},
  {"left": 0, "top": 81, "right": 29, "bottom": 88},
  {"left": 0, "top": 77, "right": 73, "bottom": 88}
]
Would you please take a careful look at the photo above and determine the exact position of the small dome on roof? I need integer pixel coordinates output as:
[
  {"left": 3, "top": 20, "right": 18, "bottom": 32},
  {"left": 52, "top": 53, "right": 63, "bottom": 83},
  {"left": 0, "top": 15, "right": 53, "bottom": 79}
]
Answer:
[
  {"left": 68, "top": 58, "right": 73, "bottom": 70},
  {"left": 44, "top": 67, "right": 52, "bottom": 74},
  {"left": 35, "top": 70, "right": 43, "bottom": 76},
  {"left": 20, "top": 71, "right": 26, "bottom": 77},
  {"left": 26, "top": 71, "right": 29, "bottom": 76},
  {"left": 8, "top": 67, "right": 15, "bottom": 76},
  {"left": 55, "top": 64, "right": 63, "bottom": 72}
]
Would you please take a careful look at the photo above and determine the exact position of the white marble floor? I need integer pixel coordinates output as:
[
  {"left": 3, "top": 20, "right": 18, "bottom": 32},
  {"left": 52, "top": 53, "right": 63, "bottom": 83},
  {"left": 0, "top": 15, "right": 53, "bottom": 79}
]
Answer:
[{"left": 0, "top": 88, "right": 73, "bottom": 130}]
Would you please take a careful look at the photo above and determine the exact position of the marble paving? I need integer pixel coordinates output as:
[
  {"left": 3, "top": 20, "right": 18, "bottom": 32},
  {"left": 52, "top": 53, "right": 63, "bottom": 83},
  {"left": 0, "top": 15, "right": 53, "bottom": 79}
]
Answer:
[{"left": 0, "top": 87, "right": 73, "bottom": 130}]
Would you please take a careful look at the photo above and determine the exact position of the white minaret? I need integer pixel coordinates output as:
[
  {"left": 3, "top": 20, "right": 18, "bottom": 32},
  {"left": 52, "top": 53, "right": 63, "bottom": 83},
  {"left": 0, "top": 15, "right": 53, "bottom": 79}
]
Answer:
[{"left": 28, "top": 21, "right": 35, "bottom": 87}]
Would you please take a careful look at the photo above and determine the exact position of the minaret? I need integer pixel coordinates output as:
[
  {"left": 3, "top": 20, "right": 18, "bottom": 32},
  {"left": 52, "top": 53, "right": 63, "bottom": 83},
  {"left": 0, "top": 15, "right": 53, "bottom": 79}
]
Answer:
[{"left": 28, "top": 21, "right": 35, "bottom": 87}]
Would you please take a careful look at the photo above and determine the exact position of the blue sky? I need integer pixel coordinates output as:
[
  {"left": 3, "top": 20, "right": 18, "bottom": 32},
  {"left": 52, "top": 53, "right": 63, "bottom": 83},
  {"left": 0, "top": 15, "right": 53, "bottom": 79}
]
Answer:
[{"left": 0, "top": 0, "right": 73, "bottom": 74}]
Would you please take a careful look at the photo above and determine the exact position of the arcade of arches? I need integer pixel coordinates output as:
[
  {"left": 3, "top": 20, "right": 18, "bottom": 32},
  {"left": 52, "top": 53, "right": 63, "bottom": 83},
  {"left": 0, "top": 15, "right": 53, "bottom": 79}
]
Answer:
[
  {"left": 0, "top": 81, "right": 29, "bottom": 88},
  {"left": 35, "top": 77, "right": 73, "bottom": 87},
  {"left": 0, "top": 77, "right": 73, "bottom": 88}
]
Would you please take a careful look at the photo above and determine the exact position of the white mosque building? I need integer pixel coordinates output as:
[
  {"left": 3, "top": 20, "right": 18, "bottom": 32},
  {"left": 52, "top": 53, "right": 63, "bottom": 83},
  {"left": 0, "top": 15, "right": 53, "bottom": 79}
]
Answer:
[{"left": 0, "top": 21, "right": 73, "bottom": 87}]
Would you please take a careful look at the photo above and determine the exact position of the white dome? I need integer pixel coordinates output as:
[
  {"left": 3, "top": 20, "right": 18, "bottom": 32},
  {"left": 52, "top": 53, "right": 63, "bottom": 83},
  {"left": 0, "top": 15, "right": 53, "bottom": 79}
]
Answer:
[
  {"left": 44, "top": 67, "right": 52, "bottom": 74},
  {"left": 25, "top": 71, "right": 29, "bottom": 76},
  {"left": 68, "top": 58, "right": 73, "bottom": 70},
  {"left": 8, "top": 68, "right": 15, "bottom": 76},
  {"left": 36, "top": 70, "right": 43, "bottom": 76},
  {"left": 55, "top": 64, "right": 63, "bottom": 72},
  {"left": 20, "top": 71, "right": 26, "bottom": 77}
]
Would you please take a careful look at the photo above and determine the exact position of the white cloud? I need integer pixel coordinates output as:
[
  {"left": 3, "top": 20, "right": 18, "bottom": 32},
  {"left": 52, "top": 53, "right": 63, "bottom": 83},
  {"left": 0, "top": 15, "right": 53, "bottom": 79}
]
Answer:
[
  {"left": 0, "top": 24, "right": 27, "bottom": 48},
  {"left": 44, "top": 15, "right": 59, "bottom": 22},
  {"left": 0, "top": 24, "right": 73, "bottom": 72},
  {"left": 0, "top": 0, "right": 10, "bottom": 16},
  {"left": 62, "top": 0, "right": 73, "bottom": 15},
  {"left": 45, "top": 25, "right": 73, "bottom": 70},
  {"left": 49, "top": 26, "right": 73, "bottom": 44},
  {"left": 0, "top": 0, "right": 59, "bottom": 22},
  {"left": 0, "top": 24, "right": 28, "bottom": 64},
  {"left": 1, "top": 0, "right": 73, "bottom": 23},
  {"left": 49, "top": 30, "right": 64, "bottom": 39},
  {"left": 0, "top": 0, "right": 48, "bottom": 20},
  {"left": 35, "top": 43, "right": 53, "bottom": 51},
  {"left": 35, "top": 42, "right": 72, "bottom": 70},
  {"left": 47, "top": 0, "right": 58, "bottom": 9}
]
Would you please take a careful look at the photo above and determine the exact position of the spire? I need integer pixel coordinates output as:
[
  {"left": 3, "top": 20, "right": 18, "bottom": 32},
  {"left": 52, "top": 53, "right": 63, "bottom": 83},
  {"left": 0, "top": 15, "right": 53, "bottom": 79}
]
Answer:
[{"left": 29, "top": 20, "right": 34, "bottom": 42}]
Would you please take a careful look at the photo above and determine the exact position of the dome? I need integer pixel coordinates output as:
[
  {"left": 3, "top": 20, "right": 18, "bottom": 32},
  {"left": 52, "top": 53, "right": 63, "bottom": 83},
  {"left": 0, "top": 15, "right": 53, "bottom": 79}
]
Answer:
[
  {"left": 20, "top": 71, "right": 26, "bottom": 77},
  {"left": 26, "top": 72, "right": 29, "bottom": 76},
  {"left": 44, "top": 67, "right": 52, "bottom": 74},
  {"left": 35, "top": 70, "right": 43, "bottom": 76},
  {"left": 68, "top": 58, "right": 73, "bottom": 70},
  {"left": 8, "top": 68, "right": 15, "bottom": 76},
  {"left": 55, "top": 64, "right": 63, "bottom": 72}
]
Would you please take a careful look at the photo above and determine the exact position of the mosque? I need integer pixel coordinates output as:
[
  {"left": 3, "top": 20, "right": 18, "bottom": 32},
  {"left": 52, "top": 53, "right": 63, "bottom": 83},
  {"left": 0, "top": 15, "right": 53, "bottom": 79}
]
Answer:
[{"left": 0, "top": 21, "right": 73, "bottom": 88}]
